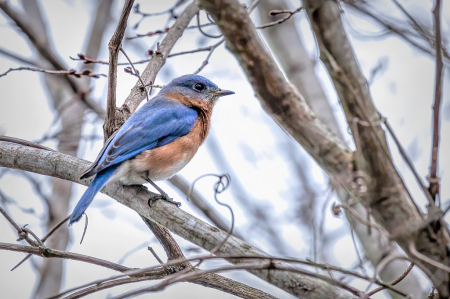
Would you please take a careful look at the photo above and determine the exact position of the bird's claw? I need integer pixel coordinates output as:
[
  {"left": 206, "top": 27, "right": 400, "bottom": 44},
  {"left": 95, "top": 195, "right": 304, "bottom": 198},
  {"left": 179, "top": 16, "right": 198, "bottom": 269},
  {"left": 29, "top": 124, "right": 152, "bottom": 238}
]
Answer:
[{"left": 148, "top": 194, "right": 181, "bottom": 208}]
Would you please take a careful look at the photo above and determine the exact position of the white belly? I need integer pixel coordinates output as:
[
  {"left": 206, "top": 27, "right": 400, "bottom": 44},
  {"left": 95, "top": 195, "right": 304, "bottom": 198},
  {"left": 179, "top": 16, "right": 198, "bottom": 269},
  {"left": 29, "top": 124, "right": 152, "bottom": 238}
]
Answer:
[{"left": 109, "top": 151, "right": 193, "bottom": 186}]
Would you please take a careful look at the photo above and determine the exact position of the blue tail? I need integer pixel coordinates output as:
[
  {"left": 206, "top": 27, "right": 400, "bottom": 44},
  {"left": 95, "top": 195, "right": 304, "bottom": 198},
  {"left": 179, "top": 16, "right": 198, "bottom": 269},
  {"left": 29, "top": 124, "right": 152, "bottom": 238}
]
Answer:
[{"left": 69, "top": 165, "right": 119, "bottom": 225}]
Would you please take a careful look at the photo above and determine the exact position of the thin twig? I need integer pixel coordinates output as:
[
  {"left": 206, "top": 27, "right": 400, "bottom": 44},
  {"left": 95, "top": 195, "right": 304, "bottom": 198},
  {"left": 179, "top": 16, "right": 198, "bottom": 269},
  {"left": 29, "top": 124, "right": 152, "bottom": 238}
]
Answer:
[
  {"left": 0, "top": 67, "right": 106, "bottom": 78},
  {"left": 21, "top": 227, "right": 44, "bottom": 246},
  {"left": 120, "top": 46, "right": 149, "bottom": 102},
  {"left": 384, "top": 119, "right": 432, "bottom": 210},
  {"left": 391, "top": 0, "right": 427, "bottom": 35},
  {"left": 11, "top": 215, "right": 70, "bottom": 271},
  {"left": 196, "top": 11, "right": 222, "bottom": 38},
  {"left": 1, "top": 203, "right": 56, "bottom": 250},
  {"left": 169, "top": 44, "right": 219, "bottom": 58},
  {"left": 72, "top": 43, "right": 220, "bottom": 66},
  {"left": 127, "top": 23, "right": 215, "bottom": 40},
  {"left": 80, "top": 213, "right": 89, "bottom": 244},
  {"left": 132, "top": 1, "right": 186, "bottom": 30},
  {"left": 337, "top": 203, "right": 388, "bottom": 236},
  {"left": 247, "top": 0, "right": 262, "bottom": 13},
  {"left": 367, "top": 263, "right": 414, "bottom": 296},
  {"left": 0, "top": 1, "right": 106, "bottom": 118},
  {"left": 344, "top": 2, "right": 450, "bottom": 65},
  {"left": 0, "top": 205, "right": 21, "bottom": 231},
  {"left": 257, "top": 6, "right": 303, "bottom": 29},
  {"left": 0, "top": 46, "right": 38, "bottom": 66},
  {"left": 121, "top": 1, "right": 200, "bottom": 114},
  {"left": 428, "top": 0, "right": 444, "bottom": 200},
  {"left": 193, "top": 39, "right": 224, "bottom": 74},
  {"left": 409, "top": 241, "right": 450, "bottom": 273},
  {"left": 188, "top": 174, "right": 234, "bottom": 255},
  {"left": 148, "top": 247, "right": 164, "bottom": 265},
  {"left": 1, "top": 242, "right": 135, "bottom": 274}
]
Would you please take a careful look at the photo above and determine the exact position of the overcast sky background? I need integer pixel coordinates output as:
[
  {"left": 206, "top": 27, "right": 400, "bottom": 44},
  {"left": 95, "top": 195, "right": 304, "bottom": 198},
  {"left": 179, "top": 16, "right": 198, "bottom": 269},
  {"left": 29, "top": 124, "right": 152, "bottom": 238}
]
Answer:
[{"left": 0, "top": 0, "right": 449, "bottom": 298}]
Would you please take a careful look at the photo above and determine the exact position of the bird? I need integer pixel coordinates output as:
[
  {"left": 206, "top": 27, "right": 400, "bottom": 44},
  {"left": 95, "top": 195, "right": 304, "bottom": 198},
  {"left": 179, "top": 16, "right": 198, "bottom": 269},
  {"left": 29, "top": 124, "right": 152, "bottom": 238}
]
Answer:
[{"left": 69, "top": 74, "right": 234, "bottom": 225}]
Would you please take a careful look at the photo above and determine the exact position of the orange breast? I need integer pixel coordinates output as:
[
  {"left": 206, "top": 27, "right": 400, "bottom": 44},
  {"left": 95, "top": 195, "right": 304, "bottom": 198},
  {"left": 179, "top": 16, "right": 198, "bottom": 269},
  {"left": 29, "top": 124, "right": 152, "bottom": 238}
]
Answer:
[{"left": 131, "top": 115, "right": 211, "bottom": 181}]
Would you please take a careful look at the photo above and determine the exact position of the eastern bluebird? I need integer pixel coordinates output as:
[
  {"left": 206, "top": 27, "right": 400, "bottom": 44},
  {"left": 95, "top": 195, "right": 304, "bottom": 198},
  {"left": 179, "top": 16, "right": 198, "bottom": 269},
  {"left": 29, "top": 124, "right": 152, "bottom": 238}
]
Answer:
[{"left": 69, "top": 74, "right": 234, "bottom": 225}]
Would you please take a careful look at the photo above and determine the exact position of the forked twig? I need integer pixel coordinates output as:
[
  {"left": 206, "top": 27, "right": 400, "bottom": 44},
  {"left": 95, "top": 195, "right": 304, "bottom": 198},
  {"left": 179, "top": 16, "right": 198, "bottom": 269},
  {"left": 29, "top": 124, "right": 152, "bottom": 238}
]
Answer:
[{"left": 11, "top": 215, "right": 70, "bottom": 271}]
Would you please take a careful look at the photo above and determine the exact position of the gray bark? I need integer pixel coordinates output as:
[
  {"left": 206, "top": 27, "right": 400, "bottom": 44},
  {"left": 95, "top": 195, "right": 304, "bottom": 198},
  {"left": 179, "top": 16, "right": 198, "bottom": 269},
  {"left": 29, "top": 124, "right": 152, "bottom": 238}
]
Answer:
[
  {"left": 17, "top": 1, "right": 114, "bottom": 297},
  {"left": 0, "top": 141, "right": 355, "bottom": 299},
  {"left": 258, "top": 0, "right": 343, "bottom": 139},
  {"left": 303, "top": 0, "right": 445, "bottom": 296},
  {"left": 258, "top": 1, "right": 426, "bottom": 298}
]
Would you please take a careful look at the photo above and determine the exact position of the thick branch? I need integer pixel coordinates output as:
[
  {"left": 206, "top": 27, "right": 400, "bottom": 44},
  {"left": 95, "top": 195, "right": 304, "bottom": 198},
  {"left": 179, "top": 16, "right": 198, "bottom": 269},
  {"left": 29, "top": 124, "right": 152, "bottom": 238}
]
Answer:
[
  {"left": 199, "top": 0, "right": 352, "bottom": 183},
  {"left": 302, "top": 0, "right": 449, "bottom": 296},
  {"left": 104, "top": 0, "right": 134, "bottom": 140},
  {"left": 0, "top": 141, "right": 353, "bottom": 299},
  {"left": 99, "top": 3, "right": 269, "bottom": 297},
  {"left": 257, "top": 0, "right": 343, "bottom": 140},
  {"left": 16, "top": 1, "right": 113, "bottom": 297},
  {"left": 142, "top": 219, "right": 275, "bottom": 299},
  {"left": 0, "top": 1, "right": 105, "bottom": 118},
  {"left": 258, "top": 1, "right": 424, "bottom": 296},
  {"left": 116, "top": 0, "right": 200, "bottom": 122},
  {"left": 167, "top": 176, "right": 243, "bottom": 239}
]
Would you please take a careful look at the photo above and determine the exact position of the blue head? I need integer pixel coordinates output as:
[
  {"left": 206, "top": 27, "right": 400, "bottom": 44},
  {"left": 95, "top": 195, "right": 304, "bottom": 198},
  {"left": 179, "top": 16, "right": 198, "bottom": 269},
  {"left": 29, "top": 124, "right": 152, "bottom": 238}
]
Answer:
[{"left": 159, "top": 74, "right": 234, "bottom": 105}]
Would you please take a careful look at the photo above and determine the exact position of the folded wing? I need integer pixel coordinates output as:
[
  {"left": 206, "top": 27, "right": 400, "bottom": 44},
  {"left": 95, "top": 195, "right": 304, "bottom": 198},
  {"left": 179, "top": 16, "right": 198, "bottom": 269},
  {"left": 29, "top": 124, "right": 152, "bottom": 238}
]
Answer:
[{"left": 80, "top": 97, "right": 198, "bottom": 179}]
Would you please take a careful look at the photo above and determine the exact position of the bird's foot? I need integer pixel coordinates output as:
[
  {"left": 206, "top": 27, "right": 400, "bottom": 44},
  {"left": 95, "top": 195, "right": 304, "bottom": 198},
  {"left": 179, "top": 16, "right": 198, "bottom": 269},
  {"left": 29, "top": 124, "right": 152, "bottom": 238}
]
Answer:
[{"left": 148, "top": 194, "right": 181, "bottom": 208}]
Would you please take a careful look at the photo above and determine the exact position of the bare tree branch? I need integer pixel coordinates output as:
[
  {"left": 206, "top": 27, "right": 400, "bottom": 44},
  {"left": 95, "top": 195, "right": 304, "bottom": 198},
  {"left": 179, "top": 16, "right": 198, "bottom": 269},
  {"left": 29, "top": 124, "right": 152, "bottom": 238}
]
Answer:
[
  {"left": 302, "top": 0, "right": 448, "bottom": 296},
  {"left": 0, "top": 46, "right": 38, "bottom": 66},
  {"left": 199, "top": 0, "right": 353, "bottom": 182},
  {"left": 256, "top": 6, "right": 303, "bottom": 29},
  {"left": 11, "top": 1, "right": 114, "bottom": 297},
  {"left": 104, "top": 0, "right": 134, "bottom": 140},
  {"left": 343, "top": 1, "right": 450, "bottom": 66},
  {"left": 115, "top": 0, "right": 200, "bottom": 124},
  {"left": 0, "top": 242, "right": 137, "bottom": 274},
  {"left": 141, "top": 218, "right": 276, "bottom": 299},
  {"left": 205, "top": 134, "right": 291, "bottom": 255},
  {"left": 59, "top": 254, "right": 409, "bottom": 298},
  {"left": 258, "top": 0, "right": 343, "bottom": 139},
  {"left": 0, "top": 141, "right": 354, "bottom": 299},
  {"left": 0, "top": 67, "right": 105, "bottom": 78},
  {"left": 71, "top": 43, "right": 222, "bottom": 66},
  {"left": 0, "top": 0, "right": 105, "bottom": 118},
  {"left": 167, "top": 175, "right": 245, "bottom": 239},
  {"left": 428, "top": 0, "right": 444, "bottom": 200}
]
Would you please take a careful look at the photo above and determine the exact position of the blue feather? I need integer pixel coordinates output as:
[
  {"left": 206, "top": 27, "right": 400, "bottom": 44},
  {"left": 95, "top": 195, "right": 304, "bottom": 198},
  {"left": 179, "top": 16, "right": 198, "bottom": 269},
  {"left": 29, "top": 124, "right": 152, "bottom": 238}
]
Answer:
[
  {"left": 70, "top": 164, "right": 120, "bottom": 225},
  {"left": 82, "top": 97, "right": 198, "bottom": 178},
  {"left": 72, "top": 97, "right": 198, "bottom": 224},
  {"left": 70, "top": 74, "right": 233, "bottom": 225}
]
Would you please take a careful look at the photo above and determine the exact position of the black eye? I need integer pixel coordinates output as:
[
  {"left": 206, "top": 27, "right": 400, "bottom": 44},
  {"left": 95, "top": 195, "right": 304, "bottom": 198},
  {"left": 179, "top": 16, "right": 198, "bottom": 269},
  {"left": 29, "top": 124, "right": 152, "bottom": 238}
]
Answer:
[{"left": 193, "top": 83, "right": 205, "bottom": 91}]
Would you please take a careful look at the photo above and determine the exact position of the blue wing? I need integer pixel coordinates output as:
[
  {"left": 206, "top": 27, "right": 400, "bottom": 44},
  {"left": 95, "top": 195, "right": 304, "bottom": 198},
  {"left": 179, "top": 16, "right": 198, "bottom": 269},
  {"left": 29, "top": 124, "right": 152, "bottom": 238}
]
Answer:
[{"left": 81, "top": 97, "right": 198, "bottom": 179}]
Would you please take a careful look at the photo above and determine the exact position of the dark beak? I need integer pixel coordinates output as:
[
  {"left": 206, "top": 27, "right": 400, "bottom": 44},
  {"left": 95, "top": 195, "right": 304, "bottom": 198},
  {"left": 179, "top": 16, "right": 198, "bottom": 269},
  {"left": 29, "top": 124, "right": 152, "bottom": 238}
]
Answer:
[{"left": 214, "top": 89, "right": 235, "bottom": 97}]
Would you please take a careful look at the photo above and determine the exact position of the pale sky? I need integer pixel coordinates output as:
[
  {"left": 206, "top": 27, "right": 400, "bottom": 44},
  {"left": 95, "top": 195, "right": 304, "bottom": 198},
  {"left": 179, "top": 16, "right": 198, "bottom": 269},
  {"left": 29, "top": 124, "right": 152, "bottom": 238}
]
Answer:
[{"left": 0, "top": 0, "right": 449, "bottom": 298}]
